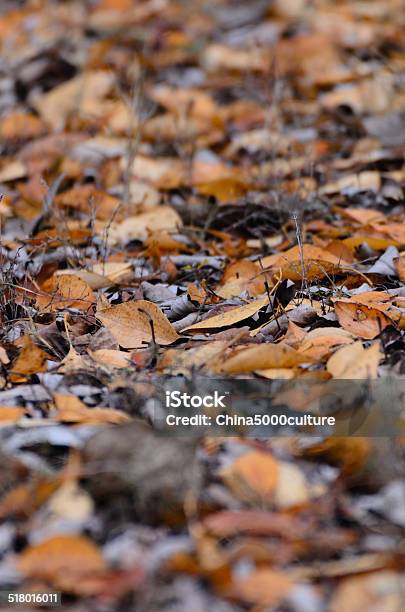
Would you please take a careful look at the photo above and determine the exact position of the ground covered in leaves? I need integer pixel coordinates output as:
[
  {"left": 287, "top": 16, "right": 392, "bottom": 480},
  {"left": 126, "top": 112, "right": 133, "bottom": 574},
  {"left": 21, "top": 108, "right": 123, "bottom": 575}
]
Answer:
[{"left": 0, "top": 0, "right": 404, "bottom": 610}]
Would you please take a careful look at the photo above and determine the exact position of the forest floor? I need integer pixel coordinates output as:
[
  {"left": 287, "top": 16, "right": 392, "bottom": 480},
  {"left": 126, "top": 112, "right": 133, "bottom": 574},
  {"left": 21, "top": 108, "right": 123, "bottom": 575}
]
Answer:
[{"left": 0, "top": 0, "right": 404, "bottom": 610}]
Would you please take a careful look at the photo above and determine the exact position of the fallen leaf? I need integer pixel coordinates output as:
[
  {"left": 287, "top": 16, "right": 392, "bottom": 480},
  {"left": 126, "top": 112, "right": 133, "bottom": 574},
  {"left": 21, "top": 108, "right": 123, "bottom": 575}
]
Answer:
[
  {"left": 335, "top": 301, "right": 392, "bottom": 339},
  {"left": 331, "top": 571, "right": 404, "bottom": 612},
  {"left": 18, "top": 535, "right": 106, "bottom": 591},
  {"left": 221, "top": 342, "right": 310, "bottom": 374},
  {"left": 222, "top": 451, "right": 279, "bottom": 505},
  {"left": 326, "top": 341, "right": 383, "bottom": 379},
  {"left": 183, "top": 296, "right": 269, "bottom": 332},
  {"left": 0, "top": 160, "right": 27, "bottom": 182},
  {"left": 107, "top": 206, "right": 182, "bottom": 245},
  {"left": 34, "top": 71, "right": 114, "bottom": 129},
  {"left": 0, "top": 406, "right": 26, "bottom": 422},
  {"left": 88, "top": 349, "right": 130, "bottom": 369},
  {"left": 54, "top": 393, "right": 131, "bottom": 424},
  {"left": 97, "top": 300, "right": 179, "bottom": 348},
  {"left": 262, "top": 244, "right": 350, "bottom": 281},
  {"left": 230, "top": 568, "right": 293, "bottom": 607},
  {"left": 37, "top": 274, "right": 95, "bottom": 312},
  {"left": 274, "top": 461, "right": 310, "bottom": 509},
  {"left": 9, "top": 336, "right": 48, "bottom": 383}
]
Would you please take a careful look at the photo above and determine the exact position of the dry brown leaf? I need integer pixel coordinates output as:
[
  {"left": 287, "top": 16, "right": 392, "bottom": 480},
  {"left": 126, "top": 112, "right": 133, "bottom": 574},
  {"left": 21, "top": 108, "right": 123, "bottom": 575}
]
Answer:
[
  {"left": 54, "top": 393, "right": 131, "bottom": 424},
  {"left": 222, "top": 451, "right": 279, "bottom": 505},
  {"left": 34, "top": 71, "right": 114, "bottom": 129},
  {"left": 216, "top": 260, "right": 265, "bottom": 298},
  {"left": 330, "top": 571, "right": 404, "bottom": 612},
  {"left": 18, "top": 535, "right": 106, "bottom": 590},
  {"left": 221, "top": 342, "right": 310, "bottom": 374},
  {"left": 158, "top": 342, "right": 227, "bottom": 374},
  {"left": 183, "top": 296, "right": 269, "bottom": 332},
  {"left": 230, "top": 568, "right": 293, "bottom": 607},
  {"left": 97, "top": 300, "right": 179, "bottom": 348},
  {"left": 0, "top": 112, "right": 46, "bottom": 140},
  {"left": 0, "top": 406, "right": 26, "bottom": 422},
  {"left": 340, "top": 206, "right": 385, "bottom": 224},
  {"left": 302, "top": 437, "right": 371, "bottom": 476},
  {"left": 262, "top": 244, "right": 350, "bottom": 281},
  {"left": 9, "top": 336, "right": 48, "bottom": 383},
  {"left": 335, "top": 301, "right": 392, "bottom": 339},
  {"left": 0, "top": 160, "right": 27, "bottom": 182},
  {"left": 298, "top": 332, "right": 354, "bottom": 361},
  {"left": 107, "top": 206, "right": 182, "bottom": 245},
  {"left": 326, "top": 341, "right": 382, "bottom": 379},
  {"left": 37, "top": 274, "right": 95, "bottom": 312},
  {"left": 88, "top": 349, "right": 130, "bottom": 369}
]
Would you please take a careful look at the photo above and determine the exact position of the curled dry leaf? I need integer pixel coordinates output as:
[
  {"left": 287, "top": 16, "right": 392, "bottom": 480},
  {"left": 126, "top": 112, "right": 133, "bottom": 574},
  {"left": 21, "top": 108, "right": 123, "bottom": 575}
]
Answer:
[
  {"left": 335, "top": 301, "right": 392, "bottom": 339},
  {"left": 18, "top": 535, "right": 106, "bottom": 592},
  {"left": 220, "top": 342, "right": 310, "bottom": 374},
  {"left": 183, "top": 296, "right": 269, "bottom": 332},
  {"left": 326, "top": 341, "right": 382, "bottom": 379},
  {"left": 97, "top": 300, "right": 179, "bottom": 348},
  {"left": 37, "top": 274, "right": 95, "bottom": 312},
  {"left": 222, "top": 450, "right": 279, "bottom": 506}
]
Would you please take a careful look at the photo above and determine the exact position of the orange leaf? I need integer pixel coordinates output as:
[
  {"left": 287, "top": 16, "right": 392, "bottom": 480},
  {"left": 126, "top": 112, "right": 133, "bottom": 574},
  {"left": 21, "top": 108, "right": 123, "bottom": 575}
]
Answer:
[
  {"left": 222, "top": 451, "right": 279, "bottom": 505},
  {"left": 9, "top": 336, "right": 48, "bottom": 383},
  {"left": 335, "top": 301, "right": 392, "bottom": 339},
  {"left": 230, "top": 568, "right": 292, "bottom": 607},
  {"left": 18, "top": 535, "right": 106, "bottom": 592},
  {"left": 37, "top": 274, "right": 95, "bottom": 312},
  {"left": 262, "top": 244, "right": 350, "bottom": 281},
  {"left": 0, "top": 406, "right": 26, "bottom": 422},
  {"left": 220, "top": 342, "right": 310, "bottom": 374}
]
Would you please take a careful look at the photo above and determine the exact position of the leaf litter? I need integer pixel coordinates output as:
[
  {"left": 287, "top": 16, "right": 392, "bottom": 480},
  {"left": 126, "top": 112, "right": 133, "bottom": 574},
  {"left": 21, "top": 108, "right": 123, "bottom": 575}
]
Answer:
[{"left": 0, "top": 0, "right": 404, "bottom": 610}]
